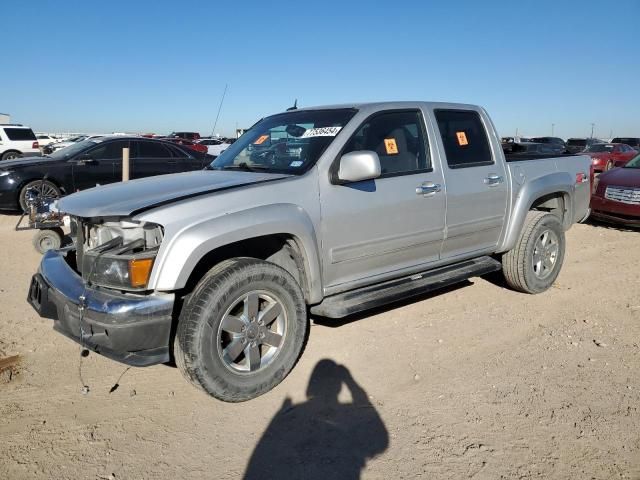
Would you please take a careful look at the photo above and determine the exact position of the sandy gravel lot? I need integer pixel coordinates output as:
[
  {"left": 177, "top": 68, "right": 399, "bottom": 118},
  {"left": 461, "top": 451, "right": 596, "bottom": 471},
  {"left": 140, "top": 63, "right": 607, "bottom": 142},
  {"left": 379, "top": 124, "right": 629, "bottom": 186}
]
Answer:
[{"left": 0, "top": 214, "right": 639, "bottom": 479}]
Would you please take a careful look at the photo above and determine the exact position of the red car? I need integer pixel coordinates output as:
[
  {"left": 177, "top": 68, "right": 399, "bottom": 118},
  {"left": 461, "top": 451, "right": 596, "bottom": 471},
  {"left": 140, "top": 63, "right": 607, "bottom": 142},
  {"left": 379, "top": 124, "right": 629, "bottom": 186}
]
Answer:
[
  {"left": 590, "top": 154, "right": 640, "bottom": 226},
  {"left": 163, "top": 137, "right": 208, "bottom": 154},
  {"left": 583, "top": 143, "right": 637, "bottom": 173}
]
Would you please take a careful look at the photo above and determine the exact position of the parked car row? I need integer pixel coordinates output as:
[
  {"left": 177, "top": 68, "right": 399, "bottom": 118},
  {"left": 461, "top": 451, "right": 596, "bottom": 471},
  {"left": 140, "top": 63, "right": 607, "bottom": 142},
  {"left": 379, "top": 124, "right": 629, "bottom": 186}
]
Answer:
[
  {"left": 0, "top": 136, "right": 211, "bottom": 211},
  {"left": 502, "top": 135, "right": 639, "bottom": 157}
]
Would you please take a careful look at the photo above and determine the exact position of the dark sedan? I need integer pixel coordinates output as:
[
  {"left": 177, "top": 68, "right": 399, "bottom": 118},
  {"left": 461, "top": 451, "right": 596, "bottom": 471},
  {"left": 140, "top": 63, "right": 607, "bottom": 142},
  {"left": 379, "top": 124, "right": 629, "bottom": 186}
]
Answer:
[{"left": 0, "top": 136, "right": 209, "bottom": 211}]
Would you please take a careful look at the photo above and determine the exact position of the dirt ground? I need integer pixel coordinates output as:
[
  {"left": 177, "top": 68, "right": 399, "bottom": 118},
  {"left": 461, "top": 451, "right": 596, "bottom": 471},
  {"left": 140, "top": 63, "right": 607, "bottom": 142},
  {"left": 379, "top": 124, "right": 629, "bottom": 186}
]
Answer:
[{"left": 0, "top": 213, "right": 639, "bottom": 480}]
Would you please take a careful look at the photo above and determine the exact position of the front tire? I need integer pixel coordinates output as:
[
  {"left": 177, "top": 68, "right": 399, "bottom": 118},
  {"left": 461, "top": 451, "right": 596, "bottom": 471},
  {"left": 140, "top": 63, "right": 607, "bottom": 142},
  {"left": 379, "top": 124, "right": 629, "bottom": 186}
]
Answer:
[
  {"left": 19, "top": 179, "right": 61, "bottom": 212},
  {"left": 502, "top": 211, "right": 565, "bottom": 294},
  {"left": 175, "top": 258, "right": 308, "bottom": 402},
  {"left": 32, "top": 228, "right": 64, "bottom": 254}
]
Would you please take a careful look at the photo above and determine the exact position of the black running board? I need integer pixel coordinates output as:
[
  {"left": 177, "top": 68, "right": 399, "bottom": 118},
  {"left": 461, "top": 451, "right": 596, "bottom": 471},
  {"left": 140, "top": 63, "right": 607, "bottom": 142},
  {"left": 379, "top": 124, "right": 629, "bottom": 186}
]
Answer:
[{"left": 311, "top": 256, "right": 502, "bottom": 318}]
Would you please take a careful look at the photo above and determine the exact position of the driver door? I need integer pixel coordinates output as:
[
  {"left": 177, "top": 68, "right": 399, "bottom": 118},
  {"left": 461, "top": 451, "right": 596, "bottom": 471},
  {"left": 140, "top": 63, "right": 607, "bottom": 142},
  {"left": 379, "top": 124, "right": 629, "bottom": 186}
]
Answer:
[
  {"left": 319, "top": 110, "right": 446, "bottom": 291},
  {"left": 70, "top": 139, "right": 128, "bottom": 191}
]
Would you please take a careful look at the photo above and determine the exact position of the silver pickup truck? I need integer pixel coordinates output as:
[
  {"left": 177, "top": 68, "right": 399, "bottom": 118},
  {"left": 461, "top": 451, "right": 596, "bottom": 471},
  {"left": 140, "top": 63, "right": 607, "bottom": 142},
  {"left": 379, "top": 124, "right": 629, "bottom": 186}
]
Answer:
[{"left": 27, "top": 102, "right": 591, "bottom": 402}]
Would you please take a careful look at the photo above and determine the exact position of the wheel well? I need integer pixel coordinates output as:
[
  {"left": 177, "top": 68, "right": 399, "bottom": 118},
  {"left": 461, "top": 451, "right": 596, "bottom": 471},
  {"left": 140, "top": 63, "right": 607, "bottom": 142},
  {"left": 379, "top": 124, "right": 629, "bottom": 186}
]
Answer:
[
  {"left": 530, "top": 192, "right": 568, "bottom": 225},
  {"left": 182, "top": 234, "right": 310, "bottom": 301}
]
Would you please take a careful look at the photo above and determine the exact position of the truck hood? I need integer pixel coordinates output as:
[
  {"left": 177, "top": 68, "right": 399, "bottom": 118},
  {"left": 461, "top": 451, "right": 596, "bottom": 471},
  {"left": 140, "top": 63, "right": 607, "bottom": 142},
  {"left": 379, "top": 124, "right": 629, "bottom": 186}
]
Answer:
[{"left": 57, "top": 170, "right": 290, "bottom": 218}]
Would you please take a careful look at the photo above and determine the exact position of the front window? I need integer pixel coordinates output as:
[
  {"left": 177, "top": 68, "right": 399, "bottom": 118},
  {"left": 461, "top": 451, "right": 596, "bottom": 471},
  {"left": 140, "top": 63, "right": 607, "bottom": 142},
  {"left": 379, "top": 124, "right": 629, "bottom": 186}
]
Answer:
[
  {"left": 585, "top": 144, "right": 614, "bottom": 153},
  {"left": 568, "top": 139, "right": 587, "bottom": 146},
  {"left": 48, "top": 139, "right": 101, "bottom": 159},
  {"left": 210, "top": 109, "right": 357, "bottom": 174}
]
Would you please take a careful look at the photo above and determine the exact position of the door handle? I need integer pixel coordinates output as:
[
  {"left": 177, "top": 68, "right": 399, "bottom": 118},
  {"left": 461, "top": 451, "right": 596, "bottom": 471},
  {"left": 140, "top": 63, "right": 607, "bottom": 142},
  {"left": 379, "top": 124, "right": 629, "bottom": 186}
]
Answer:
[
  {"left": 484, "top": 174, "right": 503, "bottom": 186},
  {"left": 416, "top": 182, "right": 441, "bottom": 197}
]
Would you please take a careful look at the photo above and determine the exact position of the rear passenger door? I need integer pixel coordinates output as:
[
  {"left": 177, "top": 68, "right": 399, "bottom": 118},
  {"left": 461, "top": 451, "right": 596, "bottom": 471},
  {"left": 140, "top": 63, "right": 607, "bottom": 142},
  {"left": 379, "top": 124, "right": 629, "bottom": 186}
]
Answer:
[
  {"left": 168, "top": 144, "right": 205, "bottom": 172},
  {"left": 130, "top": 140, "right": 176, "bottom": 179},
  {"left": 434, "top": 109, "right": 508, "bottom": 259}
]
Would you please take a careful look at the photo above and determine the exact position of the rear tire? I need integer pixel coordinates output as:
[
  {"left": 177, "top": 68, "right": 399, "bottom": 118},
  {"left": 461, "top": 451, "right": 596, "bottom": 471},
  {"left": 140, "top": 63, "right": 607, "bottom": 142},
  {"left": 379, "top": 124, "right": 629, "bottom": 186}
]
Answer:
[
  {"left": 1, "top": 150, "right": 20, "bottom": 161},
  {"left": 175, "top": 258, "right": 308, "bottom": 402},
  {"left": 502, "top": 211, "right": 565, "bottom": 294}
]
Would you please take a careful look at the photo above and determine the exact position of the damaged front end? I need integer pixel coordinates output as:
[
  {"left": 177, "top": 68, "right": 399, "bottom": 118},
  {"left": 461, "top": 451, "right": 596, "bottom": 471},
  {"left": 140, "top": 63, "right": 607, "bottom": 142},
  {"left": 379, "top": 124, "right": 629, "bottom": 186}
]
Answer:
[{"left": 27, "top": 216, "right": 175, "bottom": 367}]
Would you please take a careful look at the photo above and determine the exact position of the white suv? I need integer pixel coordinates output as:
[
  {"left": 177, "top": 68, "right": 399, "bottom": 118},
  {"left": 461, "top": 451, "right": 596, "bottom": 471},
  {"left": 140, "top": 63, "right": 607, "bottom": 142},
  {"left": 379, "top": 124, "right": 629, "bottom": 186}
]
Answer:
[{"left": 0, "top": 125, "right": 40, "bottom": 160}]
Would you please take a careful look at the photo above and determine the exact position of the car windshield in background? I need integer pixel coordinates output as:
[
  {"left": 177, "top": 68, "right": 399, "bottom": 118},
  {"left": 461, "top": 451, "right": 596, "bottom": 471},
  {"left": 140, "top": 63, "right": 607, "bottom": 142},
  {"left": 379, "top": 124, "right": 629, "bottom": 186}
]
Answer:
[
  {"left": 568, "top": 139, "right": 587, "bottom": 146},
  {"left": 585, "top": 144, "right": 614, "bottom": 153},
  {"left": 48, "top": 139, "right": 100, "bottom": 159},
  {"left": 210, "top": 109, "right": 357, "bottom": 175},
  {"left": 624, "top": 154, "right": 640, "bottom": 168}
]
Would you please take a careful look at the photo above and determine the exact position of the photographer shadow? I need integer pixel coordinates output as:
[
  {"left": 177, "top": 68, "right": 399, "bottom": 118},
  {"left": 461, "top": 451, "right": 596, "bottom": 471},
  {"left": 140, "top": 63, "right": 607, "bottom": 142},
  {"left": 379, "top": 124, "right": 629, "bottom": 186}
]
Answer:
[{"left": 244, "top": 359, "right": 389, "bottom": 480}]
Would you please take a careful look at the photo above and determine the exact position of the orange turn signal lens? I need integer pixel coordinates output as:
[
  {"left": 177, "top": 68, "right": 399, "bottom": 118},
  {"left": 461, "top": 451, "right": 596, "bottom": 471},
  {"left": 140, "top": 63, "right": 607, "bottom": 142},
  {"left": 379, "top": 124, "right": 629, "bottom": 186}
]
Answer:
[{"left": 128, "top": 258, "right": 154, "bottom": 288}]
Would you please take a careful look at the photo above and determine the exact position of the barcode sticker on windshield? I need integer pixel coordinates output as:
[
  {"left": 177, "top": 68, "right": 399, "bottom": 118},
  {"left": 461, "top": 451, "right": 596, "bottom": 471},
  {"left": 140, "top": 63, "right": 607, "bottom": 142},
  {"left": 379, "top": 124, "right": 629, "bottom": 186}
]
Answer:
[
  {"left": 456, "top": 131, "right": 469, "bottom": 146},
  {"left": 254, "top": 135, "right": 269, "bottom": 145},
  {"left": 301, "top": 126, "right": 342, "bottom": 138}
]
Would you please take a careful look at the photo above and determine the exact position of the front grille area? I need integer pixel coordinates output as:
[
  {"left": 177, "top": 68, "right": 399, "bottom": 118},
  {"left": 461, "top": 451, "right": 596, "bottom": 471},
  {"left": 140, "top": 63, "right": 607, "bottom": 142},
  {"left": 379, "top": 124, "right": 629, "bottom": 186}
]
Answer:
[{"left": 605, "top": 186, "right": 640, "bottom": 205}]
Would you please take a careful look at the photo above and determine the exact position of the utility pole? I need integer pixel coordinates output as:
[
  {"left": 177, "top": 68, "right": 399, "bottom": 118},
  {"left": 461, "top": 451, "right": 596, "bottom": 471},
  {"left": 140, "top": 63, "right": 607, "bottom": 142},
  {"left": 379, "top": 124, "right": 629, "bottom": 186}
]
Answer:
[
  {"left": 551, "top": 123, "right": 555, "bottom": 136},
  {"left": 590, "top": 123, "right": 595, "bottom": 139}
]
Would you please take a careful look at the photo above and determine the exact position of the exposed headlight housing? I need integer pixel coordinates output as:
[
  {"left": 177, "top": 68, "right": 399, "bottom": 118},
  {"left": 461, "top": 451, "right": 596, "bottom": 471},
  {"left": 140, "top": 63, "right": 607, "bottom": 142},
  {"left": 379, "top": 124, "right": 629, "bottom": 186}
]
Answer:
[{"left": 76, "top": 219, "right": 163, "bottom": 291}]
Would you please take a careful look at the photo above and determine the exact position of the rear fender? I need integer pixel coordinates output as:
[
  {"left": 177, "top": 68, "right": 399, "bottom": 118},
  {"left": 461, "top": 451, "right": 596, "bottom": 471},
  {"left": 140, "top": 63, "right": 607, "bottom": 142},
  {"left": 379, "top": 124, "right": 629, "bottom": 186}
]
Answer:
[{"left": 498, "top": 172, "right": 574, "bottom": 253}]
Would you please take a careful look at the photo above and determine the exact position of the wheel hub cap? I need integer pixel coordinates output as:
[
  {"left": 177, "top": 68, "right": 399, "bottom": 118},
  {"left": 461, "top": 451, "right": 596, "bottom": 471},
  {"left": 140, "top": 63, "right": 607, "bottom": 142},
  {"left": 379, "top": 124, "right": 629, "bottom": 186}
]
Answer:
[
  {"left": 532, "top": 229, "right": 559, "bottom": 280},
  {"left": 217, "top": 291, "right": 286, "bottom": 374}
]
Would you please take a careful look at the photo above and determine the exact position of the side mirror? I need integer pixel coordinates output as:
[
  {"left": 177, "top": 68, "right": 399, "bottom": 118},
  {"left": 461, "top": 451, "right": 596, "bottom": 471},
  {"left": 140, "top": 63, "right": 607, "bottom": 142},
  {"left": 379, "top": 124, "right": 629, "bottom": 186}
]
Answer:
[{"left": 337, "top": 150, "right": 381, "bottom": 183}]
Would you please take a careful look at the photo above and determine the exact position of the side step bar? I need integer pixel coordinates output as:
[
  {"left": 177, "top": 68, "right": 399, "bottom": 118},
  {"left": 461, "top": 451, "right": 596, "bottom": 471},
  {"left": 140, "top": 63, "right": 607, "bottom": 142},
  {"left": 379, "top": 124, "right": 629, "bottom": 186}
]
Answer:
[{"left": 311, "top": 256, "right": 502, "bottom": 318}]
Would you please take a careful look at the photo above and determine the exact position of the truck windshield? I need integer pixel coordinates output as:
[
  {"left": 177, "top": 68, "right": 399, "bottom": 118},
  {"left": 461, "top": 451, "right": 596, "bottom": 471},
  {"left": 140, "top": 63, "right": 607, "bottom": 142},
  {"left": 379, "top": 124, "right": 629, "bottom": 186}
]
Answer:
[
  {"left": 624, "top": 154, "right": 640, "bottom": 168},
  {"left": 210, "top": 108, "right": 357, "bottom": 174}
]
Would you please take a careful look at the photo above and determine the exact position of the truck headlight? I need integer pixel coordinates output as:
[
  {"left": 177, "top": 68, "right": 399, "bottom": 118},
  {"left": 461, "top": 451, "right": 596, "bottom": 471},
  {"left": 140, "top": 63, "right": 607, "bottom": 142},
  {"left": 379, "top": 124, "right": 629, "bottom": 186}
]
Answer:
[
  {"left": 77, "top": 219, "right": 163, "bottom": 291},
  {"left": 84, "top": 252, "right": 156, "bottom": 290}
]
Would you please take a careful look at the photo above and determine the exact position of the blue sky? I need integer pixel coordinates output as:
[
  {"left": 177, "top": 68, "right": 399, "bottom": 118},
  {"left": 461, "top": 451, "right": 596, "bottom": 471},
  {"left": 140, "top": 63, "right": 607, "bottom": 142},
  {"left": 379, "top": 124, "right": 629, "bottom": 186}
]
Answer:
[{"left": 2, "top": 0, "right": 638, "bottom": 139}]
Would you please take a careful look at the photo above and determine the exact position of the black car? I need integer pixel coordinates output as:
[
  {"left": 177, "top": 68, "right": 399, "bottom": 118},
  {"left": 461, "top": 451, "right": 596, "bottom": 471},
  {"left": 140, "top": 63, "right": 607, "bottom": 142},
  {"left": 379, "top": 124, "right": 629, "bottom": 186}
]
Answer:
[
  {"left": 0, "top": 136, "right": 209, "bottom": 211},
  {"left": 529, "top": 136, "right": 566, "bottom": 154},
  {"left": 565, "top": 137, "right": 605, "bottom": 154},
  {"left": 611, "top": 137, "right": 640, "bottom": 151},
  {"left": 508, "top": 142, "right": 560, "bottom": 155}
]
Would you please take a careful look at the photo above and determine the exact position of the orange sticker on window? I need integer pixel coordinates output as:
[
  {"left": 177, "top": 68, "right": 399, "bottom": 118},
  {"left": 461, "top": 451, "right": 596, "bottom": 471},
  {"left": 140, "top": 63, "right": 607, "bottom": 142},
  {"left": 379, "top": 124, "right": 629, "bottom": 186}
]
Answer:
[
  {"left": 384, "top": 138, "right": 399, "bottom": 155},
  {"left": 254, "top": 134, "right": 269, "bottom": 145},
  {"left": 456, "top": 131, "right": 469, "bottom": 146}
]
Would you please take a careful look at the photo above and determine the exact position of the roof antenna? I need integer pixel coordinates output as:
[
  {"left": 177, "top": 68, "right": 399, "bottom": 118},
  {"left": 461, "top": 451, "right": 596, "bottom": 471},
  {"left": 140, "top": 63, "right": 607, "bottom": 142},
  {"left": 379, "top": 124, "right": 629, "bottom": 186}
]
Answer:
[{"left": 286, "top": 99, "right": 298, "bottom": 111}]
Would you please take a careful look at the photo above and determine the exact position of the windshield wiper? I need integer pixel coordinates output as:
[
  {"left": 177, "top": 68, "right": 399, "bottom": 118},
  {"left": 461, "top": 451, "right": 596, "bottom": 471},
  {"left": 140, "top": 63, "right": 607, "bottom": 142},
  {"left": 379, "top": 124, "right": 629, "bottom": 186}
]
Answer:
[{"left": 219, "top": 162, "right": 270, "bottom": 172}]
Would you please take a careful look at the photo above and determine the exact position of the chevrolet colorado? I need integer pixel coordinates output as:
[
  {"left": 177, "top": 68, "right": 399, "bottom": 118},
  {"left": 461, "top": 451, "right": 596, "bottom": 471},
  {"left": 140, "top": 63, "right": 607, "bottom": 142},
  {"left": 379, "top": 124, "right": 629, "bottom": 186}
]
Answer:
[{"left": 27, "top": 102, "right": 591, "bottom": 401}]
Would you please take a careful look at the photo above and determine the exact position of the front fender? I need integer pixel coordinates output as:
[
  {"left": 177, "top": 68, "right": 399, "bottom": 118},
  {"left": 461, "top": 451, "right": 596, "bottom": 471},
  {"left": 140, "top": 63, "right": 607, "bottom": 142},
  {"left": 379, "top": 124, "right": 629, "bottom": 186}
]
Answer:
[
  {"left": 148, "top": 203, "right": 323, "bottom": 303},
  {"left": 498, "top": 172, "right": 574, "bottom": 253}
]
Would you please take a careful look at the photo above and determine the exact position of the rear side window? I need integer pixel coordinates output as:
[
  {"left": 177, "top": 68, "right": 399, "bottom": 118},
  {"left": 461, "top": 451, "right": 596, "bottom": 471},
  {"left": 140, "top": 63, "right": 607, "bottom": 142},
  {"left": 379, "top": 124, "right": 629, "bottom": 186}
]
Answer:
[
  {"left": 435, "top": 110, "right": 493, "bottom": 168},
  {"left": 342, "top": 110, "right": 430, "bottom": 176},
  {"left": 4, "top": 128, "right": 37, "bottom": 141}
]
